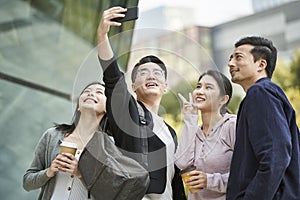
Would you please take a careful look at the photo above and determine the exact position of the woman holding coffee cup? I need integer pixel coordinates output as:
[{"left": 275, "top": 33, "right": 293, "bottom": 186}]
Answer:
[
  {"left": 23, "top": 82, "right": 106, "bottom": 200},
  {"left": 175, "top": 70, "right": 236, "bottom": 200}
]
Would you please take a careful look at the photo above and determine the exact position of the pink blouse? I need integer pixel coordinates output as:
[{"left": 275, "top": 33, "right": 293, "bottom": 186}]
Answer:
[{"left": 175, "top": 113, "right": 236, "bottom": 200}]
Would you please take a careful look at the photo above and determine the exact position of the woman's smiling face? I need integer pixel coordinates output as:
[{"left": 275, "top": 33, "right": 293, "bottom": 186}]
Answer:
[
  {"left": 78, "top": 84, "right": 106, "bottom": 115},
  {"left": 192, "top": 75, "right": 224, "bottom": 113}
]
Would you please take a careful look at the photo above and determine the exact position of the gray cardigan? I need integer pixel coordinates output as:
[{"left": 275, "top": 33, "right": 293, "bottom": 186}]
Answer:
[{"left": 23, "top": 127, "right": 64, "bottom": 200}]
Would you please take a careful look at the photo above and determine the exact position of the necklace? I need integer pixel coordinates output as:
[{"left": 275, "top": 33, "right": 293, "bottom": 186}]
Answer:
[
  {"left": 75, "top": 129, "right": 95, "bottom": 148},
  {"left": 76, "top": 131, "right": 86, "bottom": 148}
]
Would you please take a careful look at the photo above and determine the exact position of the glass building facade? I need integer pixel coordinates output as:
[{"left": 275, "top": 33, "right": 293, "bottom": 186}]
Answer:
[{"left": 0, "top": 0, "right": 137, "bottom": 199}]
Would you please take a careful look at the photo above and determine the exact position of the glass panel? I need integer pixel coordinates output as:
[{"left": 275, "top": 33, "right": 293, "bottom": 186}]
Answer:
[{"left": 0, "top": 0, "right": 138, "bottom": 199}]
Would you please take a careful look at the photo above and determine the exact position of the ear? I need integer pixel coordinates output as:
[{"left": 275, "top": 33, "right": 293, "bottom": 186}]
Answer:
[
  {"left": 223, "top": 95, "right": 229, "bottom": 105},
  {"left": 258, "top": 59, "right": 267, "bottom": 72},
  {"left": 220, "top": 94, "right": 229, "bottom": 106},
  {"left": 163, "top": 83, "right": 168, "bottom": 93},
  {"left": 132, "top": 83, "right": 137, "bottom": 92}
]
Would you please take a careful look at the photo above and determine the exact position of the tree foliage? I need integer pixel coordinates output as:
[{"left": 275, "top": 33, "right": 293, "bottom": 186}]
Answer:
[
  {"left": 272, "top": 60, "right": 293, "bottom": 90},
  {"left": 227, "top": 95, "right": 242, "bottom": 114},
  {"left": 273, "top": 50, "right": 300, "bottom": 126},
  {"left": 290, "top": 49, "right": 300, "bottom": 90}
]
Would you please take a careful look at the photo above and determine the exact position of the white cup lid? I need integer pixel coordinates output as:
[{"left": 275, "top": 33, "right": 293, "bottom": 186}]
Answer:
[{"left": 60, "top": 141, "right": 78, "bottom": 149}]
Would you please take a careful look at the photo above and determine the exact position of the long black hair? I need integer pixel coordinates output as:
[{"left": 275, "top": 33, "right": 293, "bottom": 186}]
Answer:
[
  {"left": 198, "top": 70, "right": 232, "bottom": 115},
  {"left": 55, "top": 82, "right": 105, "bottom": 136}
]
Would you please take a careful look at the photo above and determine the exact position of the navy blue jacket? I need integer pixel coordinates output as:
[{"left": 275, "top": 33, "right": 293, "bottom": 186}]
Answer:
[
  {"left": 99, "top": 57, "right": 186, "bottom": 200},
  {"left": 227, "top": 78, "right": 300, "bottom": 200}
]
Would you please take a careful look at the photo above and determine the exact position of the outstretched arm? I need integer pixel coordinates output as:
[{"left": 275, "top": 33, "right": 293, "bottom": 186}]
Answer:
[
  {"left": 96, "top": 7, "right": 142, "bottom": 157},
  {"left": 97, "top": 7, "right": 126, "bottom": 60}
]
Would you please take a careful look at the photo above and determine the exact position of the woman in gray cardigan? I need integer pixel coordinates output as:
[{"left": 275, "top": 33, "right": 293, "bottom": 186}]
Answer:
[{"left": 23, "top": 82, "right": 107, "bottom": 200}]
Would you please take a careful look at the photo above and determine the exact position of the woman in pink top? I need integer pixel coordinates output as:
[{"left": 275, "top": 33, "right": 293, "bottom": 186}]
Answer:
[{"left": 175, "top": 70, "right": 236, "bottom": 200}]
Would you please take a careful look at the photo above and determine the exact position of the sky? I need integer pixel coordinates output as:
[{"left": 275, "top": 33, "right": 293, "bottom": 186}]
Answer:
[{"left": 138, "top": 0, "right": 254, "bottom": 26}]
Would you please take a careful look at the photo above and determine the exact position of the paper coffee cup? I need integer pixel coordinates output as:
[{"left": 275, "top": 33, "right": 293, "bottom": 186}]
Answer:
[
  {"left": 60, "top": 141, "right": 78, "bottom": 156},
  {"left": 180, "top": 165, "right": 200, "bottom": 193}
]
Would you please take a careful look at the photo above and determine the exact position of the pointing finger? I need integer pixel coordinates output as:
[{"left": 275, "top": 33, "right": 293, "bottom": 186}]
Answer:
[
  {"left": 178, "top": 93, "right": 187, "bottom": 103},
  {"left": 189, "top": 93, "right": 193, "bottom": 104}
]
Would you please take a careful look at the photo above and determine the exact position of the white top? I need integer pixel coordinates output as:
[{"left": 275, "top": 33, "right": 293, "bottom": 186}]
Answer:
[
  {"left": 51, "top": 149, "right": 94, "bottom": 200},
  {"left": 142, "top": 112, "right": 176, "bottom": 200}
]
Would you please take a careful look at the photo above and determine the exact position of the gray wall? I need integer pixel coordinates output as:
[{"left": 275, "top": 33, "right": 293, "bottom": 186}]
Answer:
[{"left": 212, "top": 1, "right": 300, "bottom": 72}]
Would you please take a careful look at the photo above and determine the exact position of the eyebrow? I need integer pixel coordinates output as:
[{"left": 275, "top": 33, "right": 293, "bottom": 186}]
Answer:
[
  {"left": 205, "top": 82, "right": 214, "bottom": 87},
  {"left": 96, "top": 88, "right": 104, "bottom": 91},
  {"left": 229, "top": 51, "right": 244, "bottom": 59},
  {"left": 139, "top": 67, "right": 162, "bottom": 71},
  {"left": 235, "top": 51, "right": 244, "bottom": 55},
  {"left": 197, "top": 82, "right": 214, "bottom": 87},
  {"left": 85, "top": 87, "right": 104, "bottom": 91}
]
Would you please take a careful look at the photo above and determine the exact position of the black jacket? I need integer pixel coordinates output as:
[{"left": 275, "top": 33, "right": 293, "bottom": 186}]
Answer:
[{"left": 99, "top": 57, "right": 186, "bottom": 200}]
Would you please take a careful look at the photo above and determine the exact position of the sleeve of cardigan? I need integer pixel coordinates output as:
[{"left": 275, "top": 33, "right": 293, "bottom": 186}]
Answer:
[
  {"left": 243, "top": 86, "right": 292, "bottom": 199},
  {"left": 175, "top": 114, "right": 199, "bottom": 170},
  {"left": 23, "top": 130, "right": 52, "bottom": 191}
]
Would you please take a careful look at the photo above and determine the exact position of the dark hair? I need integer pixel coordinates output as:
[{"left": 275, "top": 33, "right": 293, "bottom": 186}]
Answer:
[
  {"left": 55, "top": 81, "right": 105, "bottom": 136},
  {"left": 131, "top": 55, "right": 167, "bottom": 82},
  {"left": 198, "top": 70, "right": 232, "bottom": 115},
  {"left": 235, "top": 36, "right": 277, "bottom": 78}
]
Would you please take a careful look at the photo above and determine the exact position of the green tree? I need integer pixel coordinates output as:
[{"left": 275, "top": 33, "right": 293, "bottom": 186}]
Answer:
[
  {"left": 227, "top": 95, "right": 242, "bottom": 114},
  {"left": 290, "top": 49, "right": 300, "bottom": 90},
  {"left": 273, "top": 50, "right": 300, "bottom": 126},
  {"left": 272, "top": 60, "right": 293, "bottom": 90}
]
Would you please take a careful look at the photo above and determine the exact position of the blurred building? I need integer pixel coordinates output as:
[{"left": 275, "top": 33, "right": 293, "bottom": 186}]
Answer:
[
  {"left": 212, "top": 0, "right": 300, "bottom": 72},
  {"left": 251, "top": 0, "right": 297, "bottom": 12},
  {"left": 134, "top": 6, "right": 197, "bottom": 41},
  {"left": 132, "top": 6, "right": 216, "bottom": 89},
  {"left": 133, "top": 1, "right": 300, "bottom": 79},
  {"left": 131, "top": 25, "right": 213, "bottom": 89}
]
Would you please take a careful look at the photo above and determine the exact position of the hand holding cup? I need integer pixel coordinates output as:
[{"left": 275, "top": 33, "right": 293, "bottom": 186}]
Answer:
[
  {"left": 180, "top": 165, "right": 206, "bottom": 193},
  {"left": 46, "top": 141, "right": 78, "bottom": 178}
]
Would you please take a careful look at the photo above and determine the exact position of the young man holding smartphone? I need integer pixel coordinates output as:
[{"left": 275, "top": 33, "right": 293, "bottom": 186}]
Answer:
[{"left": 97, "top": 7, "right": 186, "bottom": 200}]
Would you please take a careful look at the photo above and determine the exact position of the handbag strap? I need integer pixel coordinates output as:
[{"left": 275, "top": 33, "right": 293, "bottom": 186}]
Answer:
[
  {"left": 98, "top": 114, "right": 112, "bottom": 136},
  {"left": 137, "top": 101, "right": 150, "bottom": 168}
]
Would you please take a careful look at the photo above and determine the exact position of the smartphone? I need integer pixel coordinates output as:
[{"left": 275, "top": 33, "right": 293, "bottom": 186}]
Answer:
[{"left": 113, "top": 7, "right": 138, "bottom": 23}]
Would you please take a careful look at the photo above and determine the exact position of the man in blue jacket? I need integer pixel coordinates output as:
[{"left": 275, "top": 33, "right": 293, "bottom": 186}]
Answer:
[{"left": 226, "top": 36, "right": 300, "bottom": 200}]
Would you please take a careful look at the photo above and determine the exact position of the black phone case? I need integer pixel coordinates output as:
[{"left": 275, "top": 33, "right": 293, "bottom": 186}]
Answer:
[{"left": 113, "top": 7, "right": 138, "bottom": 23}]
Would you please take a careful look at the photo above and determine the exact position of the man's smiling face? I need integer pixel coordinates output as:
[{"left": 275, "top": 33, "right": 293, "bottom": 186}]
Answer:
[{"left": 132, "top": 62, "right": 167, "bottom": 99}]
